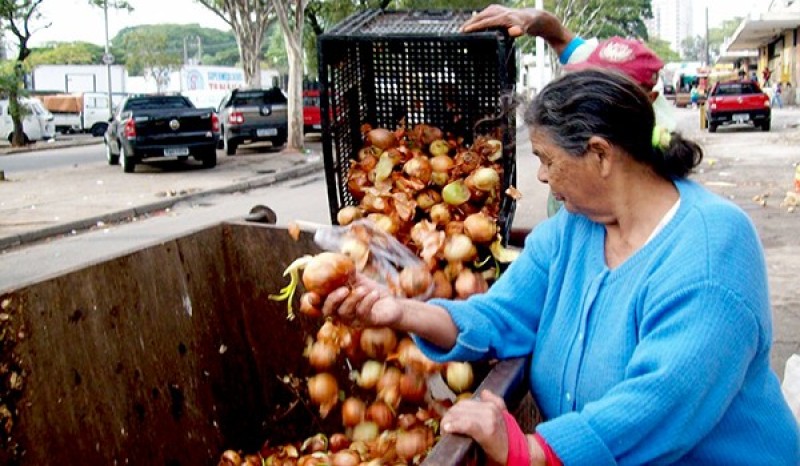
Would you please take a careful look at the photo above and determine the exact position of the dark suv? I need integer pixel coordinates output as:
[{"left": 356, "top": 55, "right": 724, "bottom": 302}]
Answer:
[{"left": 217, "top": 88, "right": 288, "bottom": 155}]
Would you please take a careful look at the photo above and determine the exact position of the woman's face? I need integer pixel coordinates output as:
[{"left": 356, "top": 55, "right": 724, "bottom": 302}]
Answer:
[{"left": 530, "top": 127, "right": 609, "bottom": 218}]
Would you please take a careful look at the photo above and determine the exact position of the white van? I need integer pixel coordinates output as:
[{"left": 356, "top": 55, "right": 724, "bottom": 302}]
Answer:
[{"left": 0, "top": 97, "right": 56, "bottom": 143}]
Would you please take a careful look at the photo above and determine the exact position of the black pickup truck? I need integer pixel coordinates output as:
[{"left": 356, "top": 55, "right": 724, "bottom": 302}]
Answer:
[{"left": 104, "top": 95, "right": 220, "bottom": 173}]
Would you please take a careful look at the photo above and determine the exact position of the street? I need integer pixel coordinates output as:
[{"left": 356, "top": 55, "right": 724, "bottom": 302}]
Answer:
[{"left": 0, "top": 107, "right": 798, "bottom": 377}]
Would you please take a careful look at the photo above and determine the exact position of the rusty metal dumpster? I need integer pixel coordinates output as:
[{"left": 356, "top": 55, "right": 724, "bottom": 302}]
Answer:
[{"left": 0, "top": 222, "right": 534, "bottom": 465}]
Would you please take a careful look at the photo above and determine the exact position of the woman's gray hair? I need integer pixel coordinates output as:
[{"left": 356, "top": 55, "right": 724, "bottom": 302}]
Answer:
[{"left": 524, "top": 69, "right": 702, "bottom": 179}]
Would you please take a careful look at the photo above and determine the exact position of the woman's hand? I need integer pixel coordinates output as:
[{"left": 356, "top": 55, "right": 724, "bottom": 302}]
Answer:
[
  {"left": 461, "top": 4, "right": 574, "bottom": 54},
  {"left": 441, "top": 390, "right": 510, "bottom": 464},
  {"left": 321, "top": 273, "right": 402, "bottom": 328}
]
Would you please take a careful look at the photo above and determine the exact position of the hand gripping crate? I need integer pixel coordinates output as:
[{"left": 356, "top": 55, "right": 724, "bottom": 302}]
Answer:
[{"left": 318, "top": 9, "right": 518, "bottom": 238}]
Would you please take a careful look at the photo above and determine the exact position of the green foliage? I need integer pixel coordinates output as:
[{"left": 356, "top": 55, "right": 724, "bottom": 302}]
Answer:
[
  {"left": 681, "top": 17, "right": 743, "bottom": 63},
  {"left": 265, "top": 26, "right": 288, "bottom": 72},
  {"left": 27, "top": 41, "right": 105, "bottom": 66},
  {"left": 122, "top": 30, "right": 182, "bottom": 88},
  {"left": 680, "top": 35, "right": 704, "bottom": 61},
  {"left": 646, "top": 37, "right": 680, "bottom": 63},
  {"left": 111, "top": 24, "right": 241, "bottom": 74}
]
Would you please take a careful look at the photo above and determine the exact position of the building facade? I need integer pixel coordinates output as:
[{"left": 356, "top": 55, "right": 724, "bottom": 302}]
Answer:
[
  {"left": 724, "top": 0, "right": 800, "bottom": 104},
  {"left": 647, "top": 0, "right": 695, "bottom": 54}
]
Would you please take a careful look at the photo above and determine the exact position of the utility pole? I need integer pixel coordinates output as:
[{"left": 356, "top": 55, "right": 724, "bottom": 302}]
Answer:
[
  {"left": 103, "top": 0, "right": 114, "bottom": 117},
  {"left": 535, "top": 0, "right": 545, "bottom": 94},
  {"left": 705, "top": 6, "right": 710, "bottom": 67}
]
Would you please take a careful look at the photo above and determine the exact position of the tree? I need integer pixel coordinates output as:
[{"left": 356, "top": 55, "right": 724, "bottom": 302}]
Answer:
[
  {"left": 27, "top": 41, "right": 105, "bottom": 67},
  {"left": 123, "top": 30, "right": 182, "bottom": 92},
  {"left": 272, "top": 0, "right": 307, "bottom": 151},
  {"left": 646, "top": 37, "right": 679, "bottom": 63},
  {"left": 195, "top": 0, "right": 275, "bottom": 88},
  {"left": 0, "top": 0, "right": 47, "bottom": 147},
  {"left": 680, "top": 35, "right": 704, "bottom": 61}
]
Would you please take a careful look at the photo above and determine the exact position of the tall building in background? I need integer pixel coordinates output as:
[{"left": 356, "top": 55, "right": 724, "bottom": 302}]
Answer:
[{"left": 646, "top": 0, "right": 695, "bottom": 55}]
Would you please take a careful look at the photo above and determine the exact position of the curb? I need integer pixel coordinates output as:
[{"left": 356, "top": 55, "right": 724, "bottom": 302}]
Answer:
[
  {"left": 0, "top": 138, "right": 103, "bottom": 156},
  {"left": 0, "top": 157, "right": 325, "bottom": 251}
]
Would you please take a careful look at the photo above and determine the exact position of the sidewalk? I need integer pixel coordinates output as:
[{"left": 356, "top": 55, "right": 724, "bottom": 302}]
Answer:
[
  {"left": 0, "top": 134, "right": 103, "bottom": 156},
  {"left": 0, "top": 147, "right": 325, "bottom": 251}
]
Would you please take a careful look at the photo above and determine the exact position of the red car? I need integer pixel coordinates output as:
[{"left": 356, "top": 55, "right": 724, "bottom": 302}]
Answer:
[
  {"left": 303, "top": 89, "right": 322, "bottom": 134},
  {"left": 705, "top": 80, "right": 771, "bottom": 133}
]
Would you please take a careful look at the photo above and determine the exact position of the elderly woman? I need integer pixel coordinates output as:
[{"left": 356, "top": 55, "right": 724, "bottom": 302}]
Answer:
[{"left": 322, "top": 69, "right": 799, "bottom": 465}]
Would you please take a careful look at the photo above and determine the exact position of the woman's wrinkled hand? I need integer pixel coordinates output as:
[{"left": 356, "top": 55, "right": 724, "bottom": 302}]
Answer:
[
  {"left": 441, "top": 390, "right": 510, "bottom": 464},
  {"left": 461, "top": 4, "right": 538, "bottom": 37},
  {"left": 321, "top": 273, "right": 402, "bottom": 328}
]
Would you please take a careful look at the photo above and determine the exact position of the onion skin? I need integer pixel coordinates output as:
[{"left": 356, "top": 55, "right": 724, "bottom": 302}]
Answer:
[
  {"left": 337, "top": 206, "right": 363, "bottom": 225},
  {"left": 302, "top": 252, "right": 356, "bottom": 297}
]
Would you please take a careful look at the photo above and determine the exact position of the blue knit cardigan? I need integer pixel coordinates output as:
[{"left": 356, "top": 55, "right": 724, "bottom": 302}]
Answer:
[{"left": 418, "top": 179, "right": 800, "bottom": 465}]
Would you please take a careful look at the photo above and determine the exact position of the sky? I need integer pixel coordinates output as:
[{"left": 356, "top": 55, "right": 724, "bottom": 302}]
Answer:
[{"left": 6, "top": 0, "right": 769, "bottom": 49}]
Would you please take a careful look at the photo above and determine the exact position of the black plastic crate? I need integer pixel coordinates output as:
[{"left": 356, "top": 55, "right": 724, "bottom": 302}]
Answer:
[{"left": 318, "top": 9, "right": 517, "bottom": 238}]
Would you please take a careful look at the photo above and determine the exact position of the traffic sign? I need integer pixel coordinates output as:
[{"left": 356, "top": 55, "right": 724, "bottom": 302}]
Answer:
[{"left": 102, "top": 53, "right": 115, "bottom": 65}]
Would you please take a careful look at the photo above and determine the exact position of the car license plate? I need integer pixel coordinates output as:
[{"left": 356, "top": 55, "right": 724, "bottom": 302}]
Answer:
[
  {"left": 257, "top": 128, "right": 278, "bottom": 137},
  {"left": 733, "top": 113, "right": 750, "bottom": 123},
  {"left": 164, "top": 147, "right": 189, "bottom": 156},
  {"left": 313, "top": 124, "right": 321, "bottom": 130}
]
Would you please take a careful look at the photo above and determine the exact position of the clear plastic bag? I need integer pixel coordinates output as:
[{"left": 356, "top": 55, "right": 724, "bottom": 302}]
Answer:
[
  {"left": 782, "top": 354, "right": 800, "bottom": 424},
  {"left": 314, "top": 219, "right": 433, "bottom": 299}
]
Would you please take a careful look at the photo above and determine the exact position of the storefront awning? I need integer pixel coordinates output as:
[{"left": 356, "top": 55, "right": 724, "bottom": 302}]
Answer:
[{"left": 725, "top": 12, "right": 800, "bottom": 51}]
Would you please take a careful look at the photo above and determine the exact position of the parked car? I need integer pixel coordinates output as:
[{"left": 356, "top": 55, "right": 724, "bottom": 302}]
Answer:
[
  {"left": 705, "top": 80, "right": 771, "bottom": 133},
  {"left": 303, "top": 88, "right": 322, "bottom": 134},
  {"left": 217, "top": 87, "right": 288, "bottom": 155},
  {"left": 0, "top": 97, "right": 56, "bottom": 143},
  {"left": 104, "top": 94, "right": 220, "bottom": 173}
]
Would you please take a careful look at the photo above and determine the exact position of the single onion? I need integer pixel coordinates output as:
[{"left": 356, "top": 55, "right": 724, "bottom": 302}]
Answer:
[
  {"left": 429, "top": 139, "right": 450, "bottom": 157},
  {"left": 358, "top": 145, "right": 382, "bottom": 161},
  {"left": 377, "top": 366, "right": 402, "bottom": 393},
  {"left": 317, "top": 320, "right": 340, "bottom": 343},
  {"left": 403, "top": 156, "right": 432, "bottom": 183},
  {"left": 339, "top": 237, "right": 369, "bottom": 271},
  {"left": 429, "top": 203, "right": 451, "bottom": 225},
  {"left": 352, "top": 421, "right": 379, "bottom": 442},
  {"left": 337, "top": 206, "right": 363, "bottom": 225},
  {"left": 398, "top": 266, "right": 433, "bottom": 298},
  {"left": 472, "top": 166, "right": 500, "bottom": 192},
  {"left": 415, "top": 189, "right": 440, "bottom": 211},
  {"left": 367, "top": 213, "right": 399, "bottom": 235},
  {"left": 397, "top": 413, "right": 419, "bottom": 430},
  {"left": 302, "top": 252, "right": 356, "bottom": 297},
  {"left": 453, "top": 151, "right": 480, "bottom": 175},
  {"left": 219, "top": 450, "right": 242, "bottom": 466},
  {"left": 443, "top": 234, "right": 477, "bottom": 263},
  {"left": 341, "top": 397, "right": 366, "bottom": 427},
  {"left": 454, "top": 269, "right": 488, "bottom": 299},
  {"left": 429, "top": 154, "right": 454, "bottom": 173},
  {"left": 362, "top": 192, "right": 389, "bottom": 214},
  {"left": 443, "top": 261, "right": 464, "bottom": 282},
  {"left": 301, "top": 433, "right": 329, "bottom": 453},
  {"left": 359, "top": 153, "right": 378, "bottom": 172},
  {"left": 357, "top": 360, "right": 384, "bottom": 389},
  {"left": 308, "top": 373, "right": 339, "bottom": 416},
  {"left": 367, "top": 128, "right": 398, "bottom": 150},
  {"left": 399, "top": 372, "right": 427, "bottom": 404},
  {"left": 395, "top": 429, "right": 429, "bottom": 461},
  {"left": 308, "top": 340, "right": 338, "bottom": 371},
  {"left": 463, "top": 212, "right": 498, "bottom": 244},
  {"left": 329, "top": 433, "right": 351, "bottom": 453},
  {"left": 445, "top": 362, "right": 474, "bottom": 394},
  {"left": 366, "top": 401, "right": 395, "bottom": 431},
  {"left": 442, "top": 180, "right": 471, "bottom": 206},
  {"left": 297, "top": 454, "right": 329, "bottom": 466},
  {"left": 299, "top": 292, "right": 322, "bottom": 318},
  {"left": 431, "top": 171, "right": 450, "bottom": 186},
  {"left": 347, "top": 168, "right": 370, "bottom": 200},
  {"left": 330, "top": 450, "right": 360, "bottom": 466},
  {"left": 431, "top": 270, "right": 453, "bottom": 299},
  {"left": 360, "top": 327, "right": 397, "bottom": 360},
  {"left": 243, "top": 455, "right": 261, "bottom": 466}
]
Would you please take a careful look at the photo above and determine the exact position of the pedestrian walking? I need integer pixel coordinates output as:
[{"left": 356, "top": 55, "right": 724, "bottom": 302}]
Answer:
[{"left": 773, "top": 82, "right": 783, "bottom": 109}]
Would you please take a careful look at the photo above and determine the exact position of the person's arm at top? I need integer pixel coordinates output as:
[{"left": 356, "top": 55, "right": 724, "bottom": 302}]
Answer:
[{"left": 461, "top": 4, "right": 575, "bottom": 57}]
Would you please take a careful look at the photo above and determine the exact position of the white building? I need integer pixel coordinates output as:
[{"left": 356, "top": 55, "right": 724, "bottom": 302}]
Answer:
[{"left": 647, "top": 0, "right": 695, "bottom": 53}]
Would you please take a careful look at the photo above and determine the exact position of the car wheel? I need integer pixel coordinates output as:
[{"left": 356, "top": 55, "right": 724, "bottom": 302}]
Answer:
[
  {"left": 106, "top": 141, "right": 119, "bottom": 165},
  {"left": 272, "top": 138, "right": 286, "bottom": 149},
  {"left": 217, "top": 126, "right": 224, "bottom": 150},
  {"left": 91, "top": 123, "right": 108, "bottom": 137},
  {"left": 224, "top": 135, "right": 237, "bottom": 156},
  {"left": 708, "top": 123, "right": 718, "bottom": 133},
  {"left": 201, "top": 148, "right": 217, "bottom": 169},
  {"left": 178, "top": 156, "right": 189, "bottom": 162},
  {"left": 761, "top": 120, "right": 771, "bottom": 131},
  {"left": 120, "top": 144, "right": 137, "bottom": 173}
]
